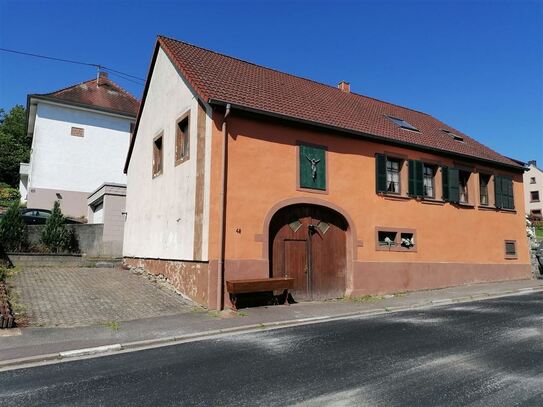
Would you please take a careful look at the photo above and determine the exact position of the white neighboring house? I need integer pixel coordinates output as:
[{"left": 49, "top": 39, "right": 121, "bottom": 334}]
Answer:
[
  {"left": 524, "top": 160, "right": 543, "bottom": 220},
  {"left": 20, "top": 72, "right": 139, "bottom": 218}
]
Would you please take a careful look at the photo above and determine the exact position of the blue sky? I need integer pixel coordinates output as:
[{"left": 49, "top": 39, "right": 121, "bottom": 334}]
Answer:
[{"left": 1, "top": 0, "right": 541, "bottom": 164}]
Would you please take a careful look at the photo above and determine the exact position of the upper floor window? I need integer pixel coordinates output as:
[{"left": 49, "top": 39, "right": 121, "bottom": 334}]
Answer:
[
  {"left": 479, "top": 174, "right": 490, "bottom": 206},
  {"left": 530, "top": 177, "right": 536, "bottom": 184},
  {"left": 406, "top": 160, "right": 435, "bottom": 199},
  {"left": 376, "top": 154, "right": 403, "bottom": 194},
  {"left": 459, "top": 171, "right": 470, "bottom": 204},
  {"left": 386, "top": 158, "right": 401, "bottom": 193},
  {"left": 422, "top": 165, "right": 435, "bottom": 198},
  {"left": 175, "top": 114, "right": 190, "bottom": 165},
  {"left": 152, "top": 132, "right": 163, "bottom": 178},
  {"left": 442, "top": 167, "right": 471, "bottom": 204},
  {"left": 531, "top": 191, "right": 540, "bottom": 202}
]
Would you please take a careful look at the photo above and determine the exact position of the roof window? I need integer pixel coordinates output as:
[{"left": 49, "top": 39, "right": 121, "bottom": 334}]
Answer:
[
  {"left": 442, "top": 129, "right": 464, "bottom": 142},
  {"left": 387, "top": 116, "right": 419, "bottom": 132}
]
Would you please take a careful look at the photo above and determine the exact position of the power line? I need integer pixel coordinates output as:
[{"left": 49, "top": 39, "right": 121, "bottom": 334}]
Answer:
[
  {"left": 106, "top": 70, "right": 146, "bottom": 86},
  {"left": 0, "top": 47, "right": 145, "bottom": 84}
]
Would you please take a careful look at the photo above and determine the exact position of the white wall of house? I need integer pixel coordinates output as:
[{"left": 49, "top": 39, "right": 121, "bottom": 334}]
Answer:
[
  {"left": 524, "top": 162, "right": 543, "bottom": 217},
  {"left": 123, "top": 48, "right": 212, "bottom": 260},
  {"left": 29, "top": 102, "right": 130, "bottom": 192},
  {"left": 24, "top": 102, "right": 132, "bottom": 217}
]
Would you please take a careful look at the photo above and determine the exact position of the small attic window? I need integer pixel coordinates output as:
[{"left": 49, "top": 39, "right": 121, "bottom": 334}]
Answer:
[
  {"left": 71, "top": 127, "right": 84, "bottom": 137},
  {"left": 387, "top": 116, "right": 419, "bottom": 132},
  {"left": 442, "top": 129, "right": 464, "bottom": 142}
]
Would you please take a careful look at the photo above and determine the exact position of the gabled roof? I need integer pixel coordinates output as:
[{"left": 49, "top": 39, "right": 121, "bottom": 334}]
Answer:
[
  {"left": 32, "top": 75, "right": 139, "bottom": 117},
  {"left": 125, "top": 35, "right": 523, "bottom": 172}
]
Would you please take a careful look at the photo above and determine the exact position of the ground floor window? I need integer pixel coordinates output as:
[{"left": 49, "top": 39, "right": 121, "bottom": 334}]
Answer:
[
  {"left": 504, "top": 240, "right": 517, "bottom": 259},
  {"left": 376, "top": 227, "right": 416, "bottom": 251}
]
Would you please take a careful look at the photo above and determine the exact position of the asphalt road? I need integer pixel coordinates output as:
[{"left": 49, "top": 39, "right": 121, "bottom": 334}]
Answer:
[{"left": 1, "top": 292, "right": 542, "bottom": 406}]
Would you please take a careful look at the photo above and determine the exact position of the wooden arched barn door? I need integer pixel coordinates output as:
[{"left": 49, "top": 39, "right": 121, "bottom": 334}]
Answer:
[{"left": 269, "top": 204, "right": 347, "bottom": 301}]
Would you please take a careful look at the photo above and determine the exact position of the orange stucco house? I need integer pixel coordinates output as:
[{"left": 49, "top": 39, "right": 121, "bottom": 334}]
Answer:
[{"left": 123, "top": 35, "right": 531, "bottom": 310}]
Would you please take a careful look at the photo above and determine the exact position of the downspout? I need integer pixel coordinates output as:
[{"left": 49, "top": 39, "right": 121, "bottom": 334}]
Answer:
[{"left": 217, "top": 103, "right": 231, "bottom": 310}]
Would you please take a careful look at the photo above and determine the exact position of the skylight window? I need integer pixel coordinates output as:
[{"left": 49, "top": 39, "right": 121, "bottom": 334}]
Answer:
[
  {"left": 387, "top": 116, "right": 419, "bottom": 132},
  {"left": 442, "top": 129, "right": 464, "bottom": 142}
]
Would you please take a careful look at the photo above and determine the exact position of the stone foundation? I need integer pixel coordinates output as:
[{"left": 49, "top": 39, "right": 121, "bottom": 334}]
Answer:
[
  {"left": 349, "top": 261, "right": 533, "bottom": 296},
  {"left": 123, "top": 257, "right": 210, "bottom": 307}
]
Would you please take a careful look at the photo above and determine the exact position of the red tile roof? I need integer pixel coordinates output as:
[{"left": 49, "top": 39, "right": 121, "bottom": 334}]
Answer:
[
  {"left": 128, "top": 36, "right": 522, "bottom": 171},
  {"left": 37, "top": 75, "right": 139, "bottom": 117}
]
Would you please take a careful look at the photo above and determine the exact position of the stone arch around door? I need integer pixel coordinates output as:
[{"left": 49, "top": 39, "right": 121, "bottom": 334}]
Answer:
[{"left": 256, "top": 197, "right": 359, "bottom": 299}]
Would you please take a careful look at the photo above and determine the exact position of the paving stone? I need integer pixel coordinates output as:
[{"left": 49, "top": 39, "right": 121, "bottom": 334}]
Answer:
[{"left": 10, "top": 267, "right": 194, "bottom": 328}]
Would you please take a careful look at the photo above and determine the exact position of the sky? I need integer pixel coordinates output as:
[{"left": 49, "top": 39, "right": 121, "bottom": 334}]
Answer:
[{"left": 0, "top": 0, "right": 541, "bottom": 164}]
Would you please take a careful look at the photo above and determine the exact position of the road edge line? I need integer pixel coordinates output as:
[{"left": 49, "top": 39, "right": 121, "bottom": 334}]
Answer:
[{"left": 1, "top": 286, "right": 542, "bottom": 370}]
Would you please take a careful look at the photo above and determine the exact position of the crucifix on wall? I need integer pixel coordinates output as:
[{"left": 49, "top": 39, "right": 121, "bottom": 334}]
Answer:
[
  {"left": 299, "top": 144, "right": 326, "bottom": 191},
  {"left": 306, "top": 155, "right": 321, "bottom": 180}
]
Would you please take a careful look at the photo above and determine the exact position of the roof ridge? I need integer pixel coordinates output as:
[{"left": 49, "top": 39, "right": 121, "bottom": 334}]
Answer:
[
  {"left": 38, "top": 78, "right": 96, "bottom": 97},
  {"left": 100, "top": 77, "right": 140, "bottom": 103},
  {"left": 157, "top": 35, "right": 430, "bottom": 117},
  {"left": 39, "top": 77, "right": 138, "bottom": 104}
]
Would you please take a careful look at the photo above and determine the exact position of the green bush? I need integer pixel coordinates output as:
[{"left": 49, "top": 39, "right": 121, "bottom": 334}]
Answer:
[
  {"left": 0, "top": 183, "right": 20, "bottom": 207},
  {"left": 41, "top": 201, "right": 78, "bottom": 253},
  {"left": 0, "top": 201, "right": 27, "bottom": 252}
]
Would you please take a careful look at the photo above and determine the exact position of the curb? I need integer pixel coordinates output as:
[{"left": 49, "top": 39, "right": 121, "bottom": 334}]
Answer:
[{"left": 1, "top": 286, "right": 542, "bottom": 370}]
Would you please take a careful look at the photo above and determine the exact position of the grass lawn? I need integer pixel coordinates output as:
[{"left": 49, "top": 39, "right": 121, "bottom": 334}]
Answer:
[{"left": 536, "top": 226, "right": 543, "bottom": 242}]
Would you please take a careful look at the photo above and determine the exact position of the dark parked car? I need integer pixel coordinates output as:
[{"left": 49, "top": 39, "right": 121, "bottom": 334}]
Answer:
[
  {"left": 536, "top": 240, "right": 543, "bottom": 271},
  {"left": 20, "top": 209, "right": 81, "bottom": 225}
]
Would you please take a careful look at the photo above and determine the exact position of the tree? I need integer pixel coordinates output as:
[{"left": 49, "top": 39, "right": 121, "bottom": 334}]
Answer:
[
  {"left": 41, "top": 201, "right": 77, "bottom": 253},
  {"left": 0, "top": 201, "right": 27, "bottom": 252},
  {"left": 0, "top": 105, "right": 30, "bottom": 187}
]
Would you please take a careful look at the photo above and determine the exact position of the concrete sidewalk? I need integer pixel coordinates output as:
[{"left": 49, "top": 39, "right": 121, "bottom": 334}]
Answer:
[{"left": 1, "top": 278, "right": 542, "bottom": 368}]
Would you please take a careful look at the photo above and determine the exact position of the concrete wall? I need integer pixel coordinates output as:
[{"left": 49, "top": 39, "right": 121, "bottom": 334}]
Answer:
[
  {"left": 87, "top": 183, "right": 126, "bottom": 257},
  {"left": 26, "top": 102, "right": 133, "bottom": 217},
  {"left": 123, "top": 47, "right": 212, "bottom": 261},
  {"left": 27, "top": 224, "right": 105, "bottom": 257},
  {"left": 524, "top": 163, "right": 543, "bottom": 217},
  {"left": 102, "top": 194, "right": 125, "bottom": 256}
]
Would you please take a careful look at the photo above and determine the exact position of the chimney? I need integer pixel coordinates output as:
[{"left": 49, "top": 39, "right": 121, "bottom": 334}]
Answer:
[
  {"left": 97, "top": 71, "right": 108, "bottom": 86},
  {"left": 528, "top": 160, "right": 537, "bottom": 167},
  {"left": 338, "top": 80, "right": 350, "bottom": 93}
]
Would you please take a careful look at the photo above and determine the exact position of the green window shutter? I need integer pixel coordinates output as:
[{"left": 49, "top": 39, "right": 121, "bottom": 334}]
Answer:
[
  {"left": 408, "top": 159, "right": 415, "bottom": 196},
  {"left": 501, "top": 176, "right": 514, "bottom": 209},
  {"left": 448, "top": 168, "right": 460, "bottom": 203},
  {"left": 375, "top": 153, "right": 387, "bottom": 193},
  {"left": 507, "top": 177, "right": 515, "bottom": 209},
  {"left": 494, "top": 175, "right": 503, "bottom": 208},
  {"left": 408, "top": 160, "right": 424, "bottom": 197},
  {"left": 299, "top": 144, "right": 326, "bottom": 190},
  {"left": 442, "top": 167, "right": 449, "bottom": 201},
  {"left": 415, "top": 160, "right": 423, "bottom": 197}
]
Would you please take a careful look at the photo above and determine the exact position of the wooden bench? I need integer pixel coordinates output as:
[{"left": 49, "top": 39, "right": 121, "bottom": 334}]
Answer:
[{"left": 226, "top": 277, "right": 295, "bottom": 310}]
